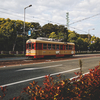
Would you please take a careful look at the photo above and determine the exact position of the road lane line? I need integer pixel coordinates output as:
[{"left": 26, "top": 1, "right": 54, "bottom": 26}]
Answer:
[
  {"left": 16, "top": 64, "right": 63, "bottom": 71},
  {"left": 70, "top": 72, "right": 89, "bottom": 80},
  {"left": 1, "top": 67, "right": 80, "bottom": 87}
]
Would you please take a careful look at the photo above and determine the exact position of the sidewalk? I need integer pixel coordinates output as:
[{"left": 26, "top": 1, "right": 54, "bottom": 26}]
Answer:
[{"left": 0, "top": 57, "right": 27, "bottom": 61}]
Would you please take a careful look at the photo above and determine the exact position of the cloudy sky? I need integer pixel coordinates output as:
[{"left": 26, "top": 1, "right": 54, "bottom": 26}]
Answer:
[{"left": 0, "top": 0, "right": 100, "bottom": 37}]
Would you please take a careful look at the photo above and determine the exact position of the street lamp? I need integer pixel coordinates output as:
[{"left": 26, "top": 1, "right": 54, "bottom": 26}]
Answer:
[
  {"left": 88, "top": 28, "right": 95, "bottom": 40},
  {"left": 23, "top": 4, "right": 32, "bottom": 54}
]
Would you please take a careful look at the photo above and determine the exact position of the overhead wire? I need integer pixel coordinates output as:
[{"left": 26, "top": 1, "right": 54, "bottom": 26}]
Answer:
[
  {"left": 69, "top": 13, "right": 100, "bottom": 25},
  {"left": 0, "top": 7, "right": 99, "bottom": 34}
]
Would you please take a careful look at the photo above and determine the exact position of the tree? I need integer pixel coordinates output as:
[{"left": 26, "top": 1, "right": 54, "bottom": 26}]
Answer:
[
  {"left": 42, "top": 23, "right": 54, "bottom": 37},
  {"left": 68, "top": 31, "right": 77, "bottom": 43},
  {"left": 83, "top": 38, "right": 89, "bottom": 51},
  {"left": 76, "top": 37, "right": 85, "bottom": 51},
  {"left": 94, "top": 37, "right": 100, "bottom": 51},
  {"left": 57, "top": 32, "right": 64, "bottom": 39},
  {"left": 49, "top": 32, "right": 57, "bottom": 38}
]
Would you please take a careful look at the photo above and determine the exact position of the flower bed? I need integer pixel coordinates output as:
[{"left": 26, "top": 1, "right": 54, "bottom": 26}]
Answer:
[{"left": 0, "top": 66, "right": 100, "bottom": 100}]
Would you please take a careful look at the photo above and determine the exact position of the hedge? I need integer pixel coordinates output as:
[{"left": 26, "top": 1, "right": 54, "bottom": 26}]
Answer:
[{"left": 0, "top": 65, "right": 100, "bottom": 100}]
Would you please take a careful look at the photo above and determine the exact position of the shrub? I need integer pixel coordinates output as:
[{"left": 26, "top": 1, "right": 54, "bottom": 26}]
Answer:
[
  {"left": 0, "top": 86, "right": 7, "bottom": 100},
  {"left": 72, "top": 65, "right": 100, "bottom": 100},
  {"left": 1, "top": 66, "right": 100, "bottom": 100}
]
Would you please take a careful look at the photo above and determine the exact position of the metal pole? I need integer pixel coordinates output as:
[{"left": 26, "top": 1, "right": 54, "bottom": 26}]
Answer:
[
  {"left": 23, "top": 8, "right": 25, "bottom": 54},
  {"left": 66, "top": 12, "right": 69, "bottom": 29},
  {"left": 23, "top": 5, "right": 32, "bottom": 55},
  {"left": 88, "top": 29, "right": 90, "bottom": 41}
]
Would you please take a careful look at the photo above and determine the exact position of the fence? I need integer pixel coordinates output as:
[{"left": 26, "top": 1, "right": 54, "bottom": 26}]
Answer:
[
  {"left": 75, "top": 50, "right": 100, "bottom": 54},
  {"left": 0, "top": 51, "right": 25, "bottom": 55},
  {"left": 0, "top": 51, "right": 100, "bottom": 55}
]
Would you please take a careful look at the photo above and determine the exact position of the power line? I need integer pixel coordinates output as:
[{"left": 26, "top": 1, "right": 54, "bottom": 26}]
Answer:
[
  {"left": 0, "top": 10, "right": 91, "bottom": 34},
  {"left": 0, "top": 8, "right": 97, "bottom": 34},
  {"left": 69, "top": 13, "right": 100, "bottom": 25},
  {"left": 69, "top": 26, "right": 88, "bottom": 33},
  {"left": 0, "top": 8, "right": 34, "bottom": 21}
]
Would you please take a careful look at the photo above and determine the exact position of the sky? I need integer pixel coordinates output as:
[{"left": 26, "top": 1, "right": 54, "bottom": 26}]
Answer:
[{"left": 0, "top": 0, "right": 100, "bottom": 37}]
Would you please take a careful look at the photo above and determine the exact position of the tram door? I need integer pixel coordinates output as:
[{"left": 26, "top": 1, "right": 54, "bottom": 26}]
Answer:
[{"left": 37, "top": 43, "right": 42, "bottom": 56}]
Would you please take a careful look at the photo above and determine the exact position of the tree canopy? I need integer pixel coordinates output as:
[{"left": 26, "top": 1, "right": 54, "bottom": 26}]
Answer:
[{"left": 0, "top": 18, "right": 100, "bottom": 51}]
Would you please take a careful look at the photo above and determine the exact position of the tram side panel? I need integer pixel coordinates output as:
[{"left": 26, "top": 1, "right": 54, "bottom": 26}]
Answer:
[
  {"left": 26, "top": 39, "right": 75, "bottom": 58},
  {"left": 36, "top": 44, "right": 75, "bottom": 58}
]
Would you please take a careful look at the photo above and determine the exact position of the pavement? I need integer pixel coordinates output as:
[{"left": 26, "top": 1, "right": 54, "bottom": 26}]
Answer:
[{"left": 0, "top": 57, "right": 27, "bottom": 61}]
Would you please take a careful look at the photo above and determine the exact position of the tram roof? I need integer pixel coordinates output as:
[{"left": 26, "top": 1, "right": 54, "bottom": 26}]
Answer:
[{"left": 26, "top": 39, "right": 75, "bottom": 45}]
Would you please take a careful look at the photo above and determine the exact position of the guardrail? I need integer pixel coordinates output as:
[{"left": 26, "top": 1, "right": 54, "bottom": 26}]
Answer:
[
  {"left": 0, "top": 51, "right": 100, "bottom": 55},
  {"left": 75, "top": 50, "right": 100, "bottom": 54},
  {"left": 0, "top": 51, "right": 25, "bottom": 55}
]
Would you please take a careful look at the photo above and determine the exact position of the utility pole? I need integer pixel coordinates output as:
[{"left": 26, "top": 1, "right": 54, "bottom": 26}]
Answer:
[
  {"left": 64, "top": 12, "right": 69, "bottom": 42},
  {"left": 23, "top": 5, "right": 32, "bottom": 55},
  {"left": 66, "top": 12, "right": 69, "bottom": 29}
]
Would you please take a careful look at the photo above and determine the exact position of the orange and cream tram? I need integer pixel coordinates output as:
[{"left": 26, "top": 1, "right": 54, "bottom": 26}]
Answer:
[{"left": 26, "top": 37, "right": 75, "bottom": 58}]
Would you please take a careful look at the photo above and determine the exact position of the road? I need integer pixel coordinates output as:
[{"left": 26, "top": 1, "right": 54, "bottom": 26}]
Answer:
[{"left": 0, "top": 54, "right": 100, "bottom": 99}]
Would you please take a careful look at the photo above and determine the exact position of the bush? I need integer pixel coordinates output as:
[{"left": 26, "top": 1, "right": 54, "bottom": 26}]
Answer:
[{"left": 0, "top": 66, "right": 100, "bottom": 100}]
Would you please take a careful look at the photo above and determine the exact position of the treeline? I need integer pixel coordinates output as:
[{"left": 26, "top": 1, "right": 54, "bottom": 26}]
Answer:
[{"left": 0, "top": 18, "right": 100, "bottom": 51}]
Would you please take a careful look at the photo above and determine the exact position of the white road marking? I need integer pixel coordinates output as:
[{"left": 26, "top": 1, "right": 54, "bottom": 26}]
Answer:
[
  {"left": 16, "top": 64, "right": 63, "bottom": 71},
  {"left": 1, "top": 67, "right": 80, "bottom": 87},
  {"left": 70, "top": 72, "right": 89, "bottom": 80}
]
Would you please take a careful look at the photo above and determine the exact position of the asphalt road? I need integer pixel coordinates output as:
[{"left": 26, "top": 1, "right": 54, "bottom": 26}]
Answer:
[{"left": 0, "top": 55, "right": 100, "bottom": 99}]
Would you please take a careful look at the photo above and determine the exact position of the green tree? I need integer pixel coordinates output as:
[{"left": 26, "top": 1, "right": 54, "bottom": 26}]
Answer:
[
  {"left": 83, "top": 38, "right": 89, "bottom": 51},
  {"left": 76, "top": 37, "right": 85, "bottom": 51},
  {"left": 49, "top": 32, "right": 57, "bottom": 38},
  {"left": 42, "top": 23, "right": 54, "bottom": 37},
  {"left": 68, "top": 31, "right": 77, "bottom": 43},
  {"left": 57, "top": 32, "right": 64, "bottom": 39}
]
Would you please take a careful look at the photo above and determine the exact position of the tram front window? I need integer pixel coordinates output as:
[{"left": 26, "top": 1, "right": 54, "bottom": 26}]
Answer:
[
  {"left": 29, "top": 44, "right": 31, "bottom": 49},
  {"left": 32, "top": 43, "right": 34, "bottom": 49}
]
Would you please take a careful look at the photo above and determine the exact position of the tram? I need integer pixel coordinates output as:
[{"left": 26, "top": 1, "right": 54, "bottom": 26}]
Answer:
[{"left": 26, "top": 37, "right": 75, "bottom": 58}]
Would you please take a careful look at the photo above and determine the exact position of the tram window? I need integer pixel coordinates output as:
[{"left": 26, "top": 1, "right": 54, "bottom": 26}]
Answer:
[
  {"left": 69, "top": 45, "right": 72, "bottom": 50},
  {"left": 29, "top": 44, "right": 31, "bottom": 49},
  {"left": 52, "top": 44, "right": 55, "bottom": 50},
  {"left": 60, "top": 45, "right": 63, "bottom": 50},
  {"left": 32, "top": 43, "right": 34, "bottom": 49},
  {"left": 43, "top": 44, "right": 47, "bottom": 49},
  {"left": 26, "top": 44, "right": 28, "bottom": 49},
  {"left": 48, "top": 44, "right": 51, "bottom": 50},
  {"left": 66, "top": 45, "right": 68, "bottom": 50},
  {"left": 57, "top": 45, "right": 59, "bottom": 50}
]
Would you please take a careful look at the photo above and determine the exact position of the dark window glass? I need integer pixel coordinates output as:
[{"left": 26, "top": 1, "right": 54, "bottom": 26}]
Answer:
[
  {"left": 57, "top": 45, "right": 59, "bottom": 50},
  {"left": 32, "top": 43, "right": 34, "bottom": 49},
  {"left": 66, "top": 45, "right": 68, "bottom": 50},
  {"left": 52, "top": 44, "right": 55, "bottom": 50},
  {"left": 60, "top": 45, "right": 63, "bottom": 50},
  {"left": 69, "top": 45, "right": 72, "bottom": 50},
  {"left": 48, "top": 44, "right": 51, "bottom": 50},
  {"left": 64, "top": 45, "right": 66, "bottom": 50},
  {"left": 29, "top": 44, "right": 31, "bottom": 49},
  {"left": 43, "top": 44, "right": 47, "bottom": 49},
  {"left": 36, "top": 43, "right": 37, "bottom": 50},
  {"left": 26, "top": 44, "right": 28, "bottom": 49}
]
